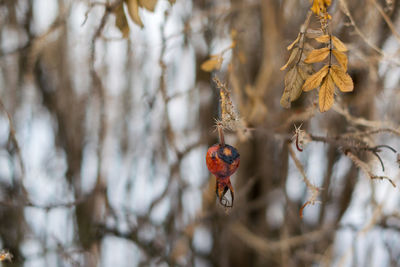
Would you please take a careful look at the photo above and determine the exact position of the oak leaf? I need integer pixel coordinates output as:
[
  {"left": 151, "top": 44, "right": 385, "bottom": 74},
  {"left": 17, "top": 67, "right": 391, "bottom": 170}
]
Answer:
[
  {"left": 319, "top": 74, "right": 334, "bottom": 112},
  {"left": 302, "top": 65, "right": 329, "bottom": 92},
  {"left": 304, "top": 47, "right": 330, "bottom": 63},
  {"left": 330, "top": 65, "right": 354, "bottom": 92},
  {"left": 126, "top": 0, "right": 143, "bottom": 28}
]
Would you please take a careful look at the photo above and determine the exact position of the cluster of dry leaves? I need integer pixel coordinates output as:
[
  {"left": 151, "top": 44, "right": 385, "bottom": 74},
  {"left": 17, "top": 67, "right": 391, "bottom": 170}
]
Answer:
[
  {"left": 280, "top": 0, "right": 354, "bottom": 112},
  {"left": 199, "top": 0, "right": 353, "bottom": 114},
  {"left": 114, "top": 0, "right": 175, "bottom": 37}
]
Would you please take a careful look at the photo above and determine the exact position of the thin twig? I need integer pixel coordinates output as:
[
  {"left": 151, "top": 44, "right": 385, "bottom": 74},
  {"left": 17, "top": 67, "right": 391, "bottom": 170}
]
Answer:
[
  {"left": 332, "top": 103, "right": 400, "bottom": 133},
  {"left": 0, "top": 100, "right": 25, "bottom": 179},
  {"left": 288, "top": 143, "right": 320, "bottom": 218},
  {"left": 345, "top": 151, "right": 396, "bottom": 187},
  {"left": 218, "top": 126, "right": 225, "bottom": 146}
]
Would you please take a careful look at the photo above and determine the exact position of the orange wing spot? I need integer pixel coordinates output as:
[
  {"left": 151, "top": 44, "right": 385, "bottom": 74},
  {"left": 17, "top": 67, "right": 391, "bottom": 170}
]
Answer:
[
  {"left": 0, "top": 250, "right": 12, "bottom": 262},
  {"left": 223, "top": 147, "right": 232, "bottom": 156}
]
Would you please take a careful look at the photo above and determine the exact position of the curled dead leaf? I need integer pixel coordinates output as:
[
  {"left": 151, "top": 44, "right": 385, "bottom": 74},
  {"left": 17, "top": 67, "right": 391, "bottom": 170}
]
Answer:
[
  {"left": 280, "top": 47, "right": 300, "bottom": 71},
  {"left": 302, "top": 65, "right": 329, "bottom": 92},
  {"left": 319, "top": 73, "right": 335, "bottom": 112},
  {"left": 330, "top": 65, "right": 354, "bottom": 92},
  {"left": 306, "top": 29, "right": 324, "bottom": 39},
  {"left": 298, "top": 63, "right": 313, "bottom": 81},
  {"left": 280, "top": 67, "right": 304, "bottom": 108},
  {"left": 304, "top": 47, "right": 330, "bottom": 64},
  {"left": 303, "top": 42, "right": 314, "bottom": 53},
  {"left": 287, "top": 33, "right": 301, "bottom": 50},
  {"left": 280, "top": 64, "right": 313, "bottom": 108},
  {"left": 286, "top": 67, "right": 304, "bottom": 101}
]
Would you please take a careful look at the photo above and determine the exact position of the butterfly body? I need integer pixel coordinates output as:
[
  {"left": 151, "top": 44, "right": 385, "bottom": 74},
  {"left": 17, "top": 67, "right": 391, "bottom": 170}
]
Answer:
[{"left": 206, "top": 144, "right": 240, "bottom": 207}]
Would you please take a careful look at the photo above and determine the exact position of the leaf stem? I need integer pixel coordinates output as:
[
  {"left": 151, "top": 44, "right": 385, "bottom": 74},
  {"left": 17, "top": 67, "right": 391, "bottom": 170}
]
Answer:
[
  {"left": 218, "top": 126, "right": 225, "bottom": 146},
  {"left": 328, "top": 34, "right": 332, "bottom": 70}
]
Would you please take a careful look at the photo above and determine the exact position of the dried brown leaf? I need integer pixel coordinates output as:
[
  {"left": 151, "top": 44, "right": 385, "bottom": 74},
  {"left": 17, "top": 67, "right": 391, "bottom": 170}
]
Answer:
[
  {"left": 298, "top": 63, "right": 314, "bottom": 80},
  {"left": 319, "top": 73, "right": 335, "bottom": 112},
  {"left": 315, "top": 34, "right": 330, "bottom": 43},
  {"left": 288, "top": 68, "right": 304, "bottom": 101},
  {"left": 280, "top": 47, "right": 300, "bottom": 71},
  {"left": 287, "top": 33, "right": 300, "bottom": 50},
  {"left": 138, "top": 0, "right": 158, "bottom": 12},
  {"left": 126, "top": 0, "right": 143, "bottom": 28},
  {"left": 332, "top": 49, "right": 348, "bottom": 70},
  {"left": 280, "top": 67, "right": 304, "bottom": 108},
  {"left": 303, "top": 43, "right": 315, "bottom": 53},
  {"left": 114, "top": 3, "right": 130, "bottom": 38},
  {"left": 304, "top": 47, "right": 330, "bottom": 63},
  {"left": 330, "top": 65, "right": 354, "bottom": 92},
  {"left": 201, "top": 55, "right": 222, "bottom": 72},
  {"left": 306, "top": 29, "right": 324, "bottom": 39},
  {"left": 332, "top": 36, "right": 348, "bottom": 52},
  {"left": 302, "top": 65, "right": 329, "bottom": 92}
]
